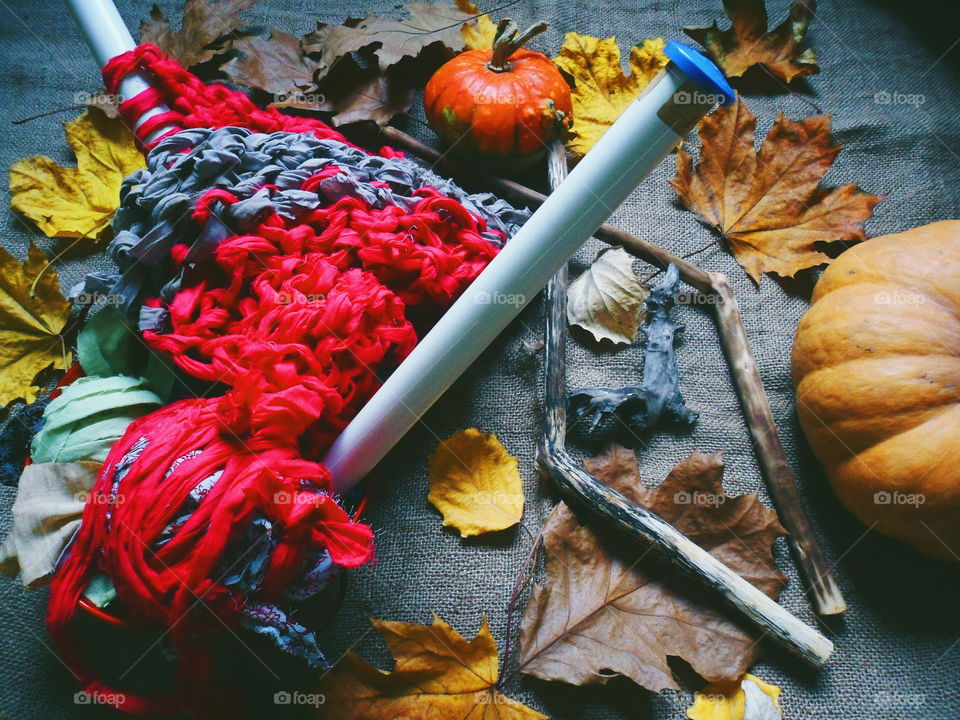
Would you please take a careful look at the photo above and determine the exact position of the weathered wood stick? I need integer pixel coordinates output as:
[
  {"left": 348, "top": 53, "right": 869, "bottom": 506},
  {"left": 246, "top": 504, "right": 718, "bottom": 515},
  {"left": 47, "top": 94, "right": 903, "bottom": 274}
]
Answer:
[
  {"left": 536, "top": 142, "right": 832, "bottom": 667},
  {"left": 378, "top": 125, "right": 846, "bottom": 617}
]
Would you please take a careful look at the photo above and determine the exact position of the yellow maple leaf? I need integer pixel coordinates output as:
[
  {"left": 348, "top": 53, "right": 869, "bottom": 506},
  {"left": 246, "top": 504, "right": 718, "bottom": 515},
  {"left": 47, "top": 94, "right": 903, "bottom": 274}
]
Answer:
[
  {"left": 553, "top": 34, "right": 668, "bottom": 157},
  {"left": 317, "top": 615, "right": 547, "bottom": 719},
  {"left": 455, "top": 0, "right": 498, "bottom": 50},
  {"left": 0, "top": 243, "right": 72, "bottom": 405},
  {"left": 428, "top": 428, "right": 524, "bottom": 537},
  {"left": 9, "top": 108, "right": 145, "bottom": 252},
  {"left": 687, "top": 673, "right": 782, "bottom": 720}
]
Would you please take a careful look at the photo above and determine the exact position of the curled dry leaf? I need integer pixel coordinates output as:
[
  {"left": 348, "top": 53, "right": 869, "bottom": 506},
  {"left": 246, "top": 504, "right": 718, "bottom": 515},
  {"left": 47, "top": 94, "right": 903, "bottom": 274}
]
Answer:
[
  {"left": 9, "top": 108, "right": 146, "bottom": 250},
  {"left": 455, "top": 0, "right": 498, "bottom": 51},
  {"left": 428, "top": 428, "right": 524, "bottom": 537},
  {"left": 553, "top": 34, "right": 668, "bottom": 157},
  {"left": 0, "top": 244, "right": 71, "bottom": 406},
  {"left": 566, "top": 246, "right": 648, "bottom": 345},
  {"left": 683, "top": 0, "right": 818, "bottom": 83},
  {"left": 316, "top": 615, "right": 546, "bottom": 720},
  {"left": 303, "top": 1, "right": 470, "bottom": 72},
  {"left": 519, "top": 444, "right": 786, "bottom": 692},
  {"left": 671, "top": 97, "right": 882, "bottom": 281},
  {"left": 687, "top": 673, "right": 783, "bottom": 720},
  {"left": 139, "top": 0, "right": 254, "bottom": 67}
]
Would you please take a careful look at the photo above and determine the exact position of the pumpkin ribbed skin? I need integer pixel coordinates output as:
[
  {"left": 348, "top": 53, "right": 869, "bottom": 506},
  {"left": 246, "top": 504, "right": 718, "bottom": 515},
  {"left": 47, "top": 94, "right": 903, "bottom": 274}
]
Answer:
[
  {"left": 792, "top": 220, "right": 960, "bottom": 560},
  {"left": 424, "top": 48, "right": 572, "bottom": 157}
]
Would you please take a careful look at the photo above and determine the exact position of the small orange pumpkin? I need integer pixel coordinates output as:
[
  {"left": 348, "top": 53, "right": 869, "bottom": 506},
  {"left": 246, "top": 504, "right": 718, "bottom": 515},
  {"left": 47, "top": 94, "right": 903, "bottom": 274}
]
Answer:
[{"left": 424, "top": 19, "right": 572, "bottom": 158}]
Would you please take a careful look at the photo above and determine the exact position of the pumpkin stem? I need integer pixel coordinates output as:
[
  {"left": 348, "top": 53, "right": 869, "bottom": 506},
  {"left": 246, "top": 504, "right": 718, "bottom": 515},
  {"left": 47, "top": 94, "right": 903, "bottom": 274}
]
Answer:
[{"left": 487, "top": 19, "right": 549, "bottom": 73}]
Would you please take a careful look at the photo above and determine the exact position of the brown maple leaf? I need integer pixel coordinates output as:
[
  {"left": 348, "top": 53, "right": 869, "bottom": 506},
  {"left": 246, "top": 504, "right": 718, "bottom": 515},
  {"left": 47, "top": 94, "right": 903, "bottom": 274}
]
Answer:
[
  {"left": 518, "top": 445, "right": 787, "bottom": 692},
  {"left": 140, "top": 0, "right": 253, "bottom": 67},
  {"left": 314, "top": 56, "right": 415, "bottom": 127},
  {"left": 683, "top": 0, "right": 819, "bottom": 83},
  {"left": 670, "top": 97, "right": 882, "bottom": 281},
  {"left": 221, "top": 30, "right": 325, "bottom": 100},
  {"left": 302, "top": 1, "right": 469, "bottom": 71}
]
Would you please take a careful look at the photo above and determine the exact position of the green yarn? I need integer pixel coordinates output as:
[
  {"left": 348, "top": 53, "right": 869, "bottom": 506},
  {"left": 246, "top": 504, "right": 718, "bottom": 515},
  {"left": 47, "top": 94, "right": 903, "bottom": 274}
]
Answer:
[{"left": 30, "top": 376, "right": 162, "bottom": 464}]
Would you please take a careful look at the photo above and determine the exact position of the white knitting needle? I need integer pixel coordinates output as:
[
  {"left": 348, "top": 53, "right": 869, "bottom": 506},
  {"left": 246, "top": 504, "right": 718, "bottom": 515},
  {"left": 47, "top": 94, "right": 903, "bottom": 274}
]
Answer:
[{"left": 65, "top": 0, "right": 177, "bottom": 143}]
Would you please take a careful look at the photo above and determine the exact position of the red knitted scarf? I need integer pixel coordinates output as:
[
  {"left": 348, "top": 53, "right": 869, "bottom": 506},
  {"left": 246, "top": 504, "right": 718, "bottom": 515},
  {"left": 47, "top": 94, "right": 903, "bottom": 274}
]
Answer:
[{"left": 47, "top": 45, "right": 500, "bottom": 717}]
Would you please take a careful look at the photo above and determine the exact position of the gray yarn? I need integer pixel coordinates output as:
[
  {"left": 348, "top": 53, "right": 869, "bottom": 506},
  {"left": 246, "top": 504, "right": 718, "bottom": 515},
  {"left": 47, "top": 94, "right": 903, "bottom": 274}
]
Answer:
[{"left": 75, "top": 126, "right": 530, "bottom": 326}]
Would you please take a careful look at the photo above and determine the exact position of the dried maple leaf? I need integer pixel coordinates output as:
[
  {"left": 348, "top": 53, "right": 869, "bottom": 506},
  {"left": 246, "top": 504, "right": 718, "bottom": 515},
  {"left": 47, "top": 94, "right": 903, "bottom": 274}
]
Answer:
[
  {"left": 316, "top": 615, "right": 546, "bottom": 719},
  {"left": 687, "top": 673, "right": 783, "bottom": 720},
  {"left": 220, "top": 29, "right": 325, "bottom": 102},
  {"left": 519, "top": 445, "right": 786, "bottom": 692},
  {"left": 0, "top": 244, "right": 72, "bottom": 406},
  {"left": 139, "top": 0, "right": 253, "bottom": 67},
  {"left": 566, "top": 246, "right": 648, "bottom": 345},
  {"left": 427, "top": 428, "right": 524, "bottom": 537},
  {"left": 313, "top": 57, "right": 416, "bottom": 127},
  {"left": 303, "top": 2, "right": 470, "bottom": 72},
  {"left": 9, "top": 108, "right": 145, "bottom": 251},
  {"left": 683, "top": 0, "right": 819, "bottom": 83},
  {"left": 671, "top": 97, "right": 882, "bottom": 281},
  {"left": 455, "top": 0, "right": 497, "bottom": 50},
  {"left": 553, "top": 34, "right": 668, "bottom": 157}
]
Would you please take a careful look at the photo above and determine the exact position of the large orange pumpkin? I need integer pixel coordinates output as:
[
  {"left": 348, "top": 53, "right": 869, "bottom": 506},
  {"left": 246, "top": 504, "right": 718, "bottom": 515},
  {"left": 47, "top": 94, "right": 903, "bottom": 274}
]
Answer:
[
  {"left": 424, "top": 19, "right": 572, "bottom": 158},
  {"left": 792, "top": 220, "right": 960, "bottom": 560}
]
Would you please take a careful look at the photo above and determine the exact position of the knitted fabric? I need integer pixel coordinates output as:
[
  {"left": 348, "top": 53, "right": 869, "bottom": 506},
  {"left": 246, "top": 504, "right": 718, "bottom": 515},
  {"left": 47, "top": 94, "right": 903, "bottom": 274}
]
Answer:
[{"left": 47, "top": 45, "right": 527, "bottom": 717}]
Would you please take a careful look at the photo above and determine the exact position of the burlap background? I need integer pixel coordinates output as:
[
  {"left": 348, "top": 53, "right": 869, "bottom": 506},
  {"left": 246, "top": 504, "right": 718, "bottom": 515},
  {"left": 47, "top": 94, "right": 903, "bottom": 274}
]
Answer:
[{"left": 1, "top": 0, "right": 959, "bottom": 718}]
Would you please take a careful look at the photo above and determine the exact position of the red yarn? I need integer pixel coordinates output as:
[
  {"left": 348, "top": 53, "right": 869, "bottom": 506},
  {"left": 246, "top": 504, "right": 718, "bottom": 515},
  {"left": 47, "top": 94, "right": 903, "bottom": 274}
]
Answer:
[
  {"left": 47, "top": 45, "right": 500, "bottom": 717},
  {"left": 103, "top": 44, "right": 360, "bottom": 150}
]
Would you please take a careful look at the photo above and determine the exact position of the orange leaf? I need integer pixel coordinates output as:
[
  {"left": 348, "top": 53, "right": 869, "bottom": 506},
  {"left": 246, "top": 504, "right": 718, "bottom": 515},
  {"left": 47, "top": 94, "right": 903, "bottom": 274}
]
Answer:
[
  {"left": 670, "top": 97, "right": 882, "bottom": 281},
  {"left": 683, "top": 0, "right": 818, "bottom": 83}
]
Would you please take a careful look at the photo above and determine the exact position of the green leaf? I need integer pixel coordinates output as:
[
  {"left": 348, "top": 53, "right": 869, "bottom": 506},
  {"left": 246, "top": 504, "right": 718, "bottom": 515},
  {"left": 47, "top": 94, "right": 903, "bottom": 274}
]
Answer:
[
  {"left": 77, "top": 304, "right": 137, "bottom": 377},
  {"left": 31, "top": 376, "right": 162, "bottom": 463}
]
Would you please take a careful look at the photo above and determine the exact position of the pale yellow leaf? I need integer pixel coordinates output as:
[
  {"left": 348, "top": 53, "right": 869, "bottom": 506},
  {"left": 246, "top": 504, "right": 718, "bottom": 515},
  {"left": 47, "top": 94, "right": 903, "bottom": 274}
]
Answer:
[
  {"left": 427, "top": 428, "right": 524, "bottom": 537},
  {"left": 455, "top": 0, "right": 498, "bottom": 50},
  {"left": 316, "top": 615, "right": 547, "bottom": 720},
  {"left": 0, "top": 243, "right": 72, "bottom": 405},
  {"left": 553, "top": 34, "right": 668, "bottom": 156},
  {"left": 9, "top": 108, "right": 145, "bottom": 252},
  {"left": 566, "top": 246, "right": 648, "bottom": 345},
  {"left": 687, "top": 673, "right": 783, "bottom": 720}
]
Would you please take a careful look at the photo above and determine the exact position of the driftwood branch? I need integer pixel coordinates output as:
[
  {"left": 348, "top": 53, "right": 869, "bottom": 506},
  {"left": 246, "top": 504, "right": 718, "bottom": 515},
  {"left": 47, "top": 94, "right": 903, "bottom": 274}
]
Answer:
[
  {"left": 379, "top": 125, "right": 846, "bottom": 617},
  {"left": 534, "top": 142, "right": 831, "bottom": 668}
]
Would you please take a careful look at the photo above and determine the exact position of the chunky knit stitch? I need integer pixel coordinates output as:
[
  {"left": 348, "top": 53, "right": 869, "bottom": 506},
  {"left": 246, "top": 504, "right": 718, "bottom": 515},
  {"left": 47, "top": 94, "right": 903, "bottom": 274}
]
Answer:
[{"left": 47, "top": 45, "right": 527, "bottom": 717}]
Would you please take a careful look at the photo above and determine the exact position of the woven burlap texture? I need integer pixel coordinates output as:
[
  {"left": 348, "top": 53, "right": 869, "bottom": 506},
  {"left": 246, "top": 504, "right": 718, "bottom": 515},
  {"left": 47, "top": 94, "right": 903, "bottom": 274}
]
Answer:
[{"left": 1, "top": 0, "right": 958, "bottom": 718}]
